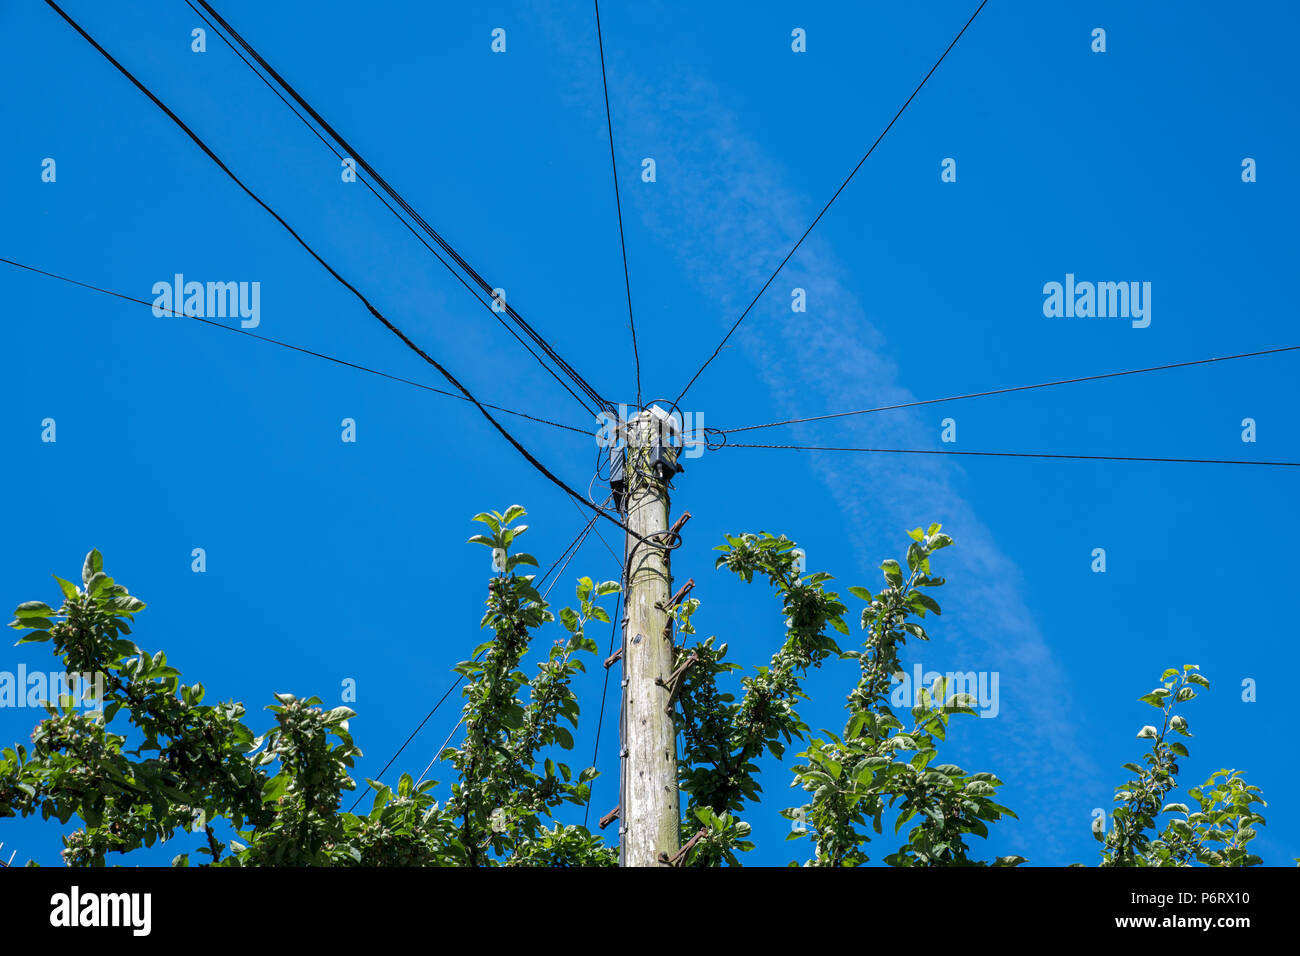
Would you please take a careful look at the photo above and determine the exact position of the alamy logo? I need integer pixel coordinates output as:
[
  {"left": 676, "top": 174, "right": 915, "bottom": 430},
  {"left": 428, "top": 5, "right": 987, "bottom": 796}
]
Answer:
[
  {"left": 1042, "top": 273, "right": 1151, "bottom": 328},
  {"left": 0, "top": 667, "right": 103, "bottom": 711},
  {"left": 151, "top": 274, "right": 261, "bottom": 328},
  {"left": 595, "top": 405, "right": 706, "bottom": 459},
  {"left": 49, "top": 886, "right": 151, "bottom": 936},
  {"left": 891, "top": 664, "right": 1000, "bottom": 718}
]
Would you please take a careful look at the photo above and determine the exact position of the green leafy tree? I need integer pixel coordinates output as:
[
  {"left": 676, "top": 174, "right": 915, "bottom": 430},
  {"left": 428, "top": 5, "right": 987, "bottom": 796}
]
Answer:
[
  {"left": 1096, "top": 666, "right": 1265, "bottom": 867},
  {"left": 444, "top": 506, "right": 617, "bottom": 867},
  {"left": 0, "top": 510, "right": 1272, "bottom": 867},
  {"left": 0, "top": 508, "right": 615, "bottom": 867},
  {"left": 674, "top": 525, "right": 1019, "bottom": 866}
]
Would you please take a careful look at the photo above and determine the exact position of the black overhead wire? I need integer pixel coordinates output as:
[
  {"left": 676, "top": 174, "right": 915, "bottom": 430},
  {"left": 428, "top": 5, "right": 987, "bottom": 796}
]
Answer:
[
  {"left": 583, "top": 587, "right": 621, "bottom": 830},
  {"left": 718, "top": 345, "right": 1300, "bottom": 435},
  {"left": 193, "top": 0, "right": 613, "bottom": 418},
  {"left": 0, "top": 256, "right": 589, "bottom": 436},
  {"left": 593, "top": 0, "right": 642, "bottom": 408},
  {"left": 346, "top": 666, "right": 467, "bottom": 814},
  {"left": 673, "top": 0, "right": 990, "bottom": 406},
  {"left": 45, "top": 0, "right": 631, "bottom": 535},
  {"left": 348, "top": 513, "right": 605, "bottom": 814},
  {"left": 722, "top": 443, "right": 1299, "bottom": 467},
  {"left": 181, "top": 0, "right": 600, "bottom": 421},
  {"left": 538, "top": 505, "right": 607, "bottom": 600},
  {"left": 560, "top": 490, "right": 622, "bottom": 831},
  {"left": 404, "top": 510, "right": 603, "bottom": 793},
  {"left": 580, "top": 498, "right": 624, "bottom": 569},
  {"left": 195, "top": 0, "right": 610, "bottom": 416}
]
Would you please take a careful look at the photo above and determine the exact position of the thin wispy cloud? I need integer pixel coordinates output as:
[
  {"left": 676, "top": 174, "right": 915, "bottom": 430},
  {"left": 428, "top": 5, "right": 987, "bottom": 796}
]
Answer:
[{"left": 532, "top": 2, "right": 1100, "bottom": 861}]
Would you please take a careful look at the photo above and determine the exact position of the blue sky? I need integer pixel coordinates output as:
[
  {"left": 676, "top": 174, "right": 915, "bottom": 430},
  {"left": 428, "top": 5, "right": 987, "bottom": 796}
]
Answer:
[{"left": 1, "top": 0, "right": 1296, "bottom": 867}]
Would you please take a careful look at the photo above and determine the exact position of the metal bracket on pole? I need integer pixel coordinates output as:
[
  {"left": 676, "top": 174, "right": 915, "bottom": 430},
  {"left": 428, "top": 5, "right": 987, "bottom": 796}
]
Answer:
[
  {"left": 665, "top": 510, "right": 692, "bottom": 541},
  {"left": 658, "top": 577, "right": 695, "bottom": 613},
  {"left": 658, "top": 577, "right": 696, "bottom": 646},
  {"left": 655, "top": 651, "right": 700, "bottom": 715},
  {"left": 658, "top": 827, "right": 707, "bottom": 867}
]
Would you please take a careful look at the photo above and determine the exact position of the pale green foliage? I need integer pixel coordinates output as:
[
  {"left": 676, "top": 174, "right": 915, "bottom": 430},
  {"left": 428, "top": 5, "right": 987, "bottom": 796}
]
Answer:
[
  {"left": 1, "top": 515, "right": 1270, "bottom": 868},
  {"left": 446, "top": 507, "right": 617, "bottom": 866},
  {"left": 674, "top": 525, "right": 1019, "bottom": 866},
  {"left": 1097, "top": 666, "right": 1265, "bottom": 867},
  {"left": 0, "top": 510, "right": 618, "bottom": 867}
]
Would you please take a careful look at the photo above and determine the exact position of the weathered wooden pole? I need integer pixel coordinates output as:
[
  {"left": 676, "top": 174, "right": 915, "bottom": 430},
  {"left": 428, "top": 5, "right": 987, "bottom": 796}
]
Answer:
[{"left": 619, "top": 408, "right": 681, "bottom": 866}]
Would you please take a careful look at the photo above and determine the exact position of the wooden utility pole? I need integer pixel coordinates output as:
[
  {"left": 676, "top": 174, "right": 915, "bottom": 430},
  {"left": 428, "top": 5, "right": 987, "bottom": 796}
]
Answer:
[{"left": 619, "top": 409, "right": 681, "bottom": 866}]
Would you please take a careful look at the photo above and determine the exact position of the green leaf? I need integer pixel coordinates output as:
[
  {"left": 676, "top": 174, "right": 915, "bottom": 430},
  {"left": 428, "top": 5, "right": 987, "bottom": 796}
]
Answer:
[
  {"left": 108, "top": 595, "right": 146, "bottom": 615},
  {"left": 82, "top": 549, "right": 103, "bottom": 586},
  {"left": 471, "top": 512, "right": 501, "bottom": 533},
  {"left": 85, "top": 572, "right": 111, "bottom": 597},
  {"left": 881, "top": 560, "right": 903, "bottom": 585},
  {"left": 13, "top": 602, "right": 53, "bottom": 620},
  {"left": 906, "top": 542, "right": 925, "bottom": 572},
  {"left": 911, "top": 592, "right": 941, "bottom": 616},
  {"left": 261, "top": 774, "right": 289, "bottom": 803},
  {"left": 52, "top": 576, "right": 79, "bottom": 600},
  {"left": 323, "top": 706, "right": 356, "bottom": 725}
]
